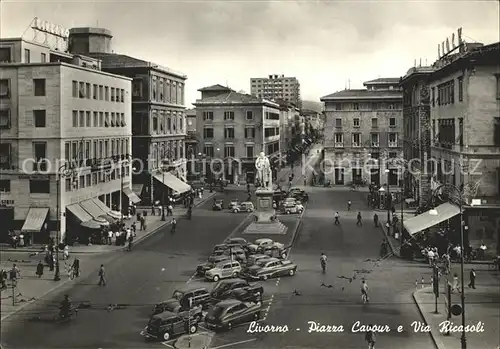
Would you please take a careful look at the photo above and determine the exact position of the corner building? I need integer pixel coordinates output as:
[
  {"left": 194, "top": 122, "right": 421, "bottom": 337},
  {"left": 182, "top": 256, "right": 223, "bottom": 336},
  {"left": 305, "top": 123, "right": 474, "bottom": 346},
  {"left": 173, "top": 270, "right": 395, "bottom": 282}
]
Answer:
[
  {"left": 0, "top": 37, "right": 132, "bottom": 244},
  {"left": 194, "top": 85, "right": 281, "bottom": 184},
  {"left": 320, "top": 78, "right": 403, "bottom": 186},
  {"left": 68, "top": 28, "right": 189, "bottom": 205}
]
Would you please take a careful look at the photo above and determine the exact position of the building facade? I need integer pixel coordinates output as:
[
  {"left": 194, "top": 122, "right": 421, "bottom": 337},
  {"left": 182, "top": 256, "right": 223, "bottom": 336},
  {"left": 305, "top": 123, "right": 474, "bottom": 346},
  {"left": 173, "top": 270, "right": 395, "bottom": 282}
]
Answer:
[
  {"left": 0, "top": 37, "right": 133, "bottom": 244},
  {"left": 400, "top": 66, "right": 435, "bottom": 207},
  {"left": 184, "top": 108, "right": 199, "bottom": 181},
  {"left": 428, "top": 42, "right": 500, "bottom": 254},
  {"left": 276, "top": 100, "right": 300, "bottom": 166},
  {"left": 194, "top": 85, "right": 281, "bottom": 184},
  {"left": 320, "top": 78, "right": 403, "bottom": 186},
  {"left": 250, "top": 74, "right": 301, "bottom": 108},
  {"left": 68, "top": 28, "right": 189, "bottom": 205}
]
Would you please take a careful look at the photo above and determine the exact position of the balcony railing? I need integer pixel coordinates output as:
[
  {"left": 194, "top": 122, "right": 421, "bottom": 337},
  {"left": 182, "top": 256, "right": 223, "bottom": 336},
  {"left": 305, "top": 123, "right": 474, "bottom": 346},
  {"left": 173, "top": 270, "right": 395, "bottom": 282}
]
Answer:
[
  {"left": 389, "top": 142, "right": 398, "bottom": 148},
  {"left": 334, "top": 142, "right": 344, "bottom": 148},
  {"left": 352, "top": 143, "right": 361, "bottom": 148},
  {"left": 371, "top": 142, "right": 380, "bottom": 147}
]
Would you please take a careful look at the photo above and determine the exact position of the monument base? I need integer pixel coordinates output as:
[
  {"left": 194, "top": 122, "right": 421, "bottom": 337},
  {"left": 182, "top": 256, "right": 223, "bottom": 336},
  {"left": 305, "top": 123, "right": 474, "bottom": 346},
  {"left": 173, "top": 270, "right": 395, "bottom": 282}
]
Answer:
[
  {"left": 243, "top": 220, "right": 288, "bottom": 235},
  {"left": 243, "top": 188, "right": 288, "bottom": 235}
]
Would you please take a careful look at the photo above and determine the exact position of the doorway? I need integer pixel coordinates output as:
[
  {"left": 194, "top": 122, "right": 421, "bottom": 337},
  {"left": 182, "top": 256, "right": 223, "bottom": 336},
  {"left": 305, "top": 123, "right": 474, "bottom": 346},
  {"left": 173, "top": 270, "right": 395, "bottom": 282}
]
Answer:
[
  {"left": 370, "top": 168, "right": 380, "bottom": 186},
  {"left": 388, "top": 169, "right": 399, "bottom": 186},
  {"left": 352, "top": 168, "right": 362, "bottom": 185},
  {"left": 335, "top": 168, "right": 345, "bottom": 185}
]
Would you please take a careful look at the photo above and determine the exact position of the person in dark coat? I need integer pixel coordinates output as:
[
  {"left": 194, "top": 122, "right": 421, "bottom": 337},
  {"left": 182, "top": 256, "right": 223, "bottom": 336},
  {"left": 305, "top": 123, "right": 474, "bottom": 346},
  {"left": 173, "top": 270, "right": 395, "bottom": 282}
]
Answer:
[
  {"left": 49, "top": 253, "right": 55, "bottom": 271},
  {"left": 468, "top": 268, "right": 476, "bottom": 289},
  {"left": 72, "top": 258, "right": 80, "bottom": 278},
  {"left": 36, "top": 261, "right": 44, "bottom": 278}
]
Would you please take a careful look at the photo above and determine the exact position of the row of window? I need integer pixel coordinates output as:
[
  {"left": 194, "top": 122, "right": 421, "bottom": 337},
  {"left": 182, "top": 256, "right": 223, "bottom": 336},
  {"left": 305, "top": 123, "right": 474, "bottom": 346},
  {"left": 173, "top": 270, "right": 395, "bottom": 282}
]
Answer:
[
  {"left": 151, "top": 112, "right": 184, "bottom": 134},
  {"left": 132, "top": 77, "right": 184, "bottom": 105},
  {"left": 151, "top": 140, "right": 184, "bottom": 162},
  {"left": 334, "top": 117, "right": 397, "bottom": 128},
  {"left": 0, "top": 166, "right": 130, "bottom": 194},
  {"left": 334, "top": 103, "right": 399, "bottom": 111},
  {"left": 332, "top": 133, "right": 399, "bottom": 147},
  {"left": 0, "top": 78, "right": 48, "bottom": 98},
  {"left": 202, "top": 126, "right": 258, "bottom": 139},
  {"left": 266, "top": 141, "right": 280, "bottom": 156},
  {"left": 331, "top": 151, "right": 399, "bottom": 160},
  {"left": 72, "top": 110, "right": 126, "bottom": 128},
  {"left": 264, "top": 127, "right": 280, "bottom": 137},
  {"left": 202, "top": 144, "right": 262, "bottom": 159},
  {"left": 72, "top": 80, "right": 125, "bottom": 102},
  {"left": 202, "top": 111, "right": 255, "bottom": 121},
  {"left": 65, "top": 138, "right": 130, "bottom": 162}
]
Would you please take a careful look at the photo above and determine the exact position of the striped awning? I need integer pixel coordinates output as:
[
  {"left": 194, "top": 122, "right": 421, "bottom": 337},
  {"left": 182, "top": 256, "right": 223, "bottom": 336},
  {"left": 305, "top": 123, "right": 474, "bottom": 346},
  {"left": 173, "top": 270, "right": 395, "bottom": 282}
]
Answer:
[
  {"left": 153, "top": 172, "right": 191, "bottom": 194},
  {"left": 92, "top": 199, "right": 121, "bottom": 220},
  {"left": 80, "top": 199, "right": 108, "bottom": 219},
  {"left": 21, "top": 208, "right": 49, "bottom": 233},
  {"left": 67, "top": 203, "right": 93, "bottom": 223},
  {"left": 403, "top": 202, "right": 460, "bottom": 236},
  {"left": 123, "top": 186, "right": 141, "bottom": 204}
]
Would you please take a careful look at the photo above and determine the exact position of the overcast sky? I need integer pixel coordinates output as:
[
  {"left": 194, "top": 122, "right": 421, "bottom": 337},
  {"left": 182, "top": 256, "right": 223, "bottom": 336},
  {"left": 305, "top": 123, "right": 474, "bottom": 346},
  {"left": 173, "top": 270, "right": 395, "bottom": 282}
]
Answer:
[{"left": 1, "top": 0, "right": 499, "bottom": 107}]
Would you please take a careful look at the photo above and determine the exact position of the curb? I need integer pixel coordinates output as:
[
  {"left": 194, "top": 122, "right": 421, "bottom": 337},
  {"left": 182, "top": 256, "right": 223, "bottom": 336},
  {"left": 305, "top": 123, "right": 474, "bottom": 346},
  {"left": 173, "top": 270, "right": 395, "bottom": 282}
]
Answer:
[
  {"left": 379, "top": 224, "right": 398, "bottom": 258},
  {"left": 412, "top": 287, "right": 443, "bottom": 349},
  {"left": 286, "top": 206, "right": 306, "bottom": 259}
]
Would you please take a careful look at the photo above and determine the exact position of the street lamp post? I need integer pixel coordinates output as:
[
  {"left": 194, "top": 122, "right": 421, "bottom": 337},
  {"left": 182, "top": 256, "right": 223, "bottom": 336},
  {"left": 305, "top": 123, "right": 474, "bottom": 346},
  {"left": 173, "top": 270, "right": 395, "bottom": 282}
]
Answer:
[
  {"left": 429, "top": 184, "right": 466, "bottom": 349},
  {"left": 384, "top": 169, "right": 391, "bottom": 228},
  {"left": 55, "top": 164, "right": 77, "bottom": 281},
  {"left": 161, "top": 167, "right": 166, "bottom": 221},
  {"left": 119, "top": 155, "right": 133, "bottom": 226}
]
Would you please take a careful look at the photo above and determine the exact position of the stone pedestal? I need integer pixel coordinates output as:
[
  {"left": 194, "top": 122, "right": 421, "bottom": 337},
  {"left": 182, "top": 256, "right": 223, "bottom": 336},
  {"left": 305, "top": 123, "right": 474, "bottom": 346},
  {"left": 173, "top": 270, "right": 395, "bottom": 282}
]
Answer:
[{"left": 244, "top": 189, "right": 288, "bottom": 235}]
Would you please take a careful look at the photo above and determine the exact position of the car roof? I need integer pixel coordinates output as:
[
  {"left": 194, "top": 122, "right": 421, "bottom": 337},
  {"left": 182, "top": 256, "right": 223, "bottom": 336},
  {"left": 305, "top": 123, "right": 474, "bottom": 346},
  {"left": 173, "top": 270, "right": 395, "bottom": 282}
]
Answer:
[
  {"left": 175, "top": 286, "right": 207, "bottom": 293},
  {"left": 151, "top": 311, "right": 177, "bottom": 320},
  {"left": 217, "top": 278, "right": 246, "bottom": 284},
  {"left": 255, "top": 238, "right": 272, "bottom": 243},
  {"left": 227, "top": 237, "right": 246, "bottom": 242},
  {"left": 217, "top": 299, "right": 242, "bottom": 307},
  {"left": 241, "top": 201, "right": 253, "bottom": 205},
  {"left": 263, "top": 258, "right": 280, "bottom": 263}
]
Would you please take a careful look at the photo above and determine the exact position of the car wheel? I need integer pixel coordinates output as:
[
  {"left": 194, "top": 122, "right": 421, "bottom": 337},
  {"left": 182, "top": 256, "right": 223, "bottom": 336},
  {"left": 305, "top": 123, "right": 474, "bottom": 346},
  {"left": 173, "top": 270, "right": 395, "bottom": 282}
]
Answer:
[
  {"left": 286, "top": 210, "right": 290, "bottom": 214},
  {"left": 227, "top": 322, "right": 233, "bottom": 331},
  {"left": 213, "top": 275, "right": 220, "bottom": 282},
  {"left": 163, "top": 332, "right": 171, "bottom": 341},
  {"left": 254, "top": 312, "right": 260, "bottom": 320},
  {"left": 289, "top": 269, "right": 295, "bottom": 276},
  {"left": 233, "top": 209, "right": 238, "bottom": 213},
  {"left": 232, "top": 272, "right": 238, "bottom": 277},
  {"left": 262, "top": 274, "right": 268, "bottom": 281},
  {"left": 281, "top": 253, "right": 287, "bottom": 259},
  {"left": 189, "top": 324, "right": 198, "bottom": 334},
  {"left": 247, "top": 209, "right": 252, "bottom": 212}
]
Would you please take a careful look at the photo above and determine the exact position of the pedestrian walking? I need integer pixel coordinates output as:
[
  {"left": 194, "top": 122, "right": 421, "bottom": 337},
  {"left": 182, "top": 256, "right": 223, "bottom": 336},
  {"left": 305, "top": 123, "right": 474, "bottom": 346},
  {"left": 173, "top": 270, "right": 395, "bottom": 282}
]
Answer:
[
  {"left": 365, "top": 329, "right": 376, "bottom": 349},
  {"left": 49, "top": 253, "right": 55, "bottom": 271},
  {"left": 9, "top": 264, "right": 20, "bottom": 282},
  {"left": 128, "top": 234, "right": 134, "bottom": 251},
  {"left": 36, "top": 261, "right": 44, "bottom": 278},
  {"left": 131, "top": 221, "right": 137, "bottom": 235},
  {"left": 167, "top": 204, "right": 173, "bottom": 216},
  {"left": 357, "top": 212, "right": 362, "bottom": 226},
  {"left": 171, "top": 218, "right": 177, "bottom": 233},
  {"left": 72, "top": 258, "right": 80, "bottom": 278},
  {"left": 347, "top": 200, "right": 352, "bottom": 211},
  {"left": 468, "top": 268, "right": 476, "bottom": 289},
  {"left": 334, "top": 212, "right": 340, "bottom": 225},
  {"left": 63, "top": 245, "right": 69, "bottom": 260},
  {"left": 373, "top": 213, "right": 379, "bottom": 227},
  {"left": 98, "top": 264, "right": 106, "bottom": 286}
]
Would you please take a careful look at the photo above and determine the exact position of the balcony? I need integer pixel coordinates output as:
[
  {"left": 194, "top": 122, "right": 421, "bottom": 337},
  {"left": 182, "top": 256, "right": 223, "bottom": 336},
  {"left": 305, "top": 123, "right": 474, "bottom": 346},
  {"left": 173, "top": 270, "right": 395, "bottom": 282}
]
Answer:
[
  {"left": 32, "top": 160, "right": 48, "bottom": 172},
  {"left": 0, "top": 162, "right": 15, "bottom": 170},
  {"left": 371, "top": 142, "right": 380, "bottom": 147},
  {"left": 352, "top": 143, "right": 361, "bottom": 148},
  {"left": 389, "top": 142, "right": 398, "bottom": 148},
  {"left": 334, "top": 143, "right": 344, "bottom": 148}
]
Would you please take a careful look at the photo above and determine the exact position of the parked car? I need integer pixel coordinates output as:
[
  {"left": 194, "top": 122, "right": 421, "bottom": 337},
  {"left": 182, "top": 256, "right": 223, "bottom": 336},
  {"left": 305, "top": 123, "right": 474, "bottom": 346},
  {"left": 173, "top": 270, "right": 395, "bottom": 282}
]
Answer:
[
  {"left": 196, "top": 255, "right": 230, "bottom": 276},
  {"left": 281, "top": 201, "right": 303, "bottom": 214},
  {"left": 153, "top": 286, "right": 211, "bottom": 314},
  {"left": 289, "top": 190, "right": 309, "bottom": 203},
  {"left": 228, "top": 199, "right": 240, "bottom": 210},
  {"left": 205, "top": 261, "right": 242, "bottom": 282},
  {"left": 246, "top": 254, "right": 273, "bottom": 267},
  {"left": 258, "top": 244, "right": 288, "bottom": 259},
  {"left": 242, "top": 258, "right": 297, "bottom": 281},
  {"left": 224, "top": 237, "right": 248, "bottom": 247},
  {"left": 204, "top": 300, "right": 262, "bottom": 331},
  {"left": 272, "top": 190, "right": 288, "bottom": 203},
  {"left": 152, "top": 301, "right": 203, "bottom": 322},
  {"left": 246, "top": 238, "right": 275, "bottom": 253},
  {"left": 212, "top": 199, "right": 224, "bottom": 211},
  {"left": 142, "top": 311, "right": 198, "bottom": 341},
  {"left": 232, "top": 202, "right": 255, "bottom": 213},
  {"left": 229, "top": 288, "right": 263, "bottom": 303},
  {"left": 210, "top": 278, "right": 263, "bottom": 301}
]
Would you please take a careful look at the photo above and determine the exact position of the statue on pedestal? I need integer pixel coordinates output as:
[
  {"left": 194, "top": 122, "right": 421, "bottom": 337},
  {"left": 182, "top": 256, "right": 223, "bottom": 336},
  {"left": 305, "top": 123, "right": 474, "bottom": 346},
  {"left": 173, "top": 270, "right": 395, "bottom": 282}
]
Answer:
[{"left": 255, "top": 152, "right": 272, "bottom": 191}]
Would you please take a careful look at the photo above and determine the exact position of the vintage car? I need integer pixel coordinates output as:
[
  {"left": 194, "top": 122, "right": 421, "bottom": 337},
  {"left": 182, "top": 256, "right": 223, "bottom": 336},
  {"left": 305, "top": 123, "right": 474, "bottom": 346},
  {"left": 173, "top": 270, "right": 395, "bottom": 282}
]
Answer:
[
  {"left": 205, "top": 261, "right": 242, "bottom": 282},
  {"left": 196, "top": 255, "right": 230, "bottom": 276},
  {"left": 232, "top": 202, "right": 255, "bottom": 213},
  {"left": 258, "top": 244, "right": 288, "bottom": 259},
  {"left": 243, "top": 258, "right": 297, "bottom": 281},
  {"left": 153, "top": 287, "right": 211, "bottom": 314},
  {"left": 212, "top": 199, "right": 224, "bottom": 211},
  {"left": 229, "top": 288, "right": 263, "bottom": 303},
  {"left": 142, "top": 311, "right": 198, "bottom": 341},
  {"left": 246, "top": 254, "right": 273, "bottom": 267},
  {"left": 272, "top": 190, "right": 288, "bottom": 203},
  {"left": 204, "top": 300, "right": 262, "bottom": 331},
  {"left": 224, "top": 237, "right": 248, "bottom": 247},
  {"left": 281, "top": 201, "right": 304, "bottom": 214},
  {"left": 210, "top": 278, "right": 263, "bottom": 301},
  {"left": 246, "top": 238, "right": 276, "bottom": 253},
  {"left": 289, "top": 190, "right": 309, "bottom": 203},
  {"left": 151, "top": 301, "right": 203, "bottom": 322},
  {"left": 228, "top": 199, "right": 240, "bottom": 210}
]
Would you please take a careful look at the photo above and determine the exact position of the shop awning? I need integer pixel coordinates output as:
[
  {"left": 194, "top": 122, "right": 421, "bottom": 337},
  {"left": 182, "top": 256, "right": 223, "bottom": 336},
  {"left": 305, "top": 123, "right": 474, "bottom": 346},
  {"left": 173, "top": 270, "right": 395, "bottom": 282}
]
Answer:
[
  {"left": 153, "top": 172, "right": 191, "bottom": 194},
  {"left": 89, "top": 199, "right": 120, "bottom": 220},
  {"left": 81, "top": 219, "right": 105, "bottom": 230},
  {"left": 132, "top": 184, "right": 143, "bottom": 196},
  {"left": 123, "top": 186, "right": 141, "bottom": 204},
  {"left": 21, "top": 208, "right": 49, "bottom": 233},
  {"left": 80, "top": 199, "right": 108, "bottom": 219},
  {"left": 403, "top": 202, "right": 461, "bottom": 236},
  {"left": 67, "top": 203, "right": 93, "bottom": 223}
]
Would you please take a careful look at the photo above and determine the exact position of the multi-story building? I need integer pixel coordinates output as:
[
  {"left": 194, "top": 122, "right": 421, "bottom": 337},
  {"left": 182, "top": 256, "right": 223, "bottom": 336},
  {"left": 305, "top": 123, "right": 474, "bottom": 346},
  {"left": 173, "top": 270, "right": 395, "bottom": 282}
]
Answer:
[
  {"left": 427, "top": 41, "right": 500, "bottom": 254},
  {"left": 68, "top": 27, "right": 190, "bottom": 205},
  {"left": 193, "top": 84, "right": 281, "bottom": 184},
  {"left": 0, "top": 36, "right": 133, "bottom": 244},
  {"left": 302, "top": 108, "right": 324, "bottom": 137},
  {"left": 320, "top": 78, "right": 403, "bottom": 186},
  {"left": 250, "top": 74, "right": 301, "bottom": 108},
  {"left": 184, "top": 108, "right": 199, "bottom": 180},
  {"left": 400, "top": 66, "right": 435, "bottom": 207},
  {"left": 276, "top": 100, "right": 300, "bottom": 166}
]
